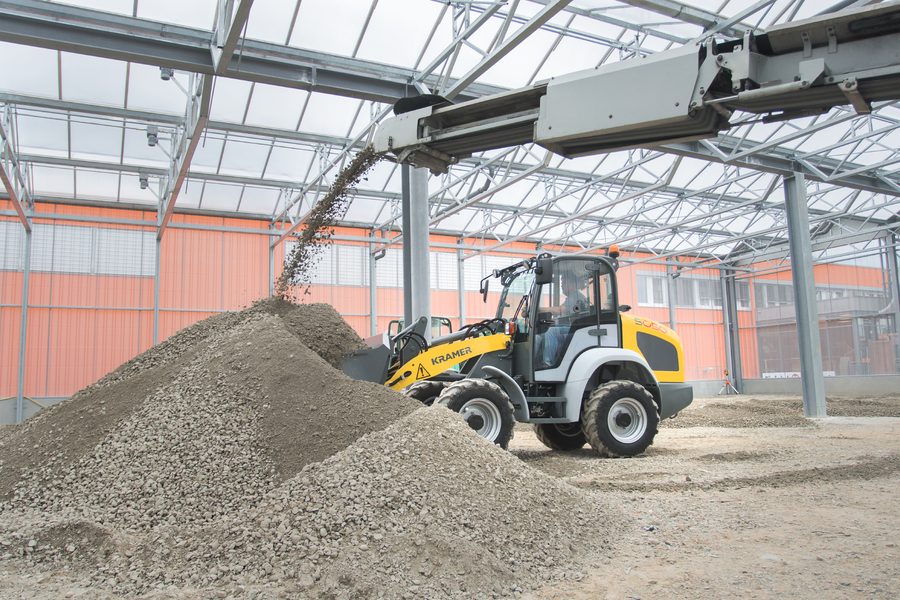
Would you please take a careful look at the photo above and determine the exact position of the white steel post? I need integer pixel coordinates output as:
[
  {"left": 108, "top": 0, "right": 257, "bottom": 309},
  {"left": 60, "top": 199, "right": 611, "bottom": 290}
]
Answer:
[
  {"left": 16, "top": 228, "right": 32, "bottom": 424},
  {"left": 783, "top": 173, "right": 826, "bottom": 417}
]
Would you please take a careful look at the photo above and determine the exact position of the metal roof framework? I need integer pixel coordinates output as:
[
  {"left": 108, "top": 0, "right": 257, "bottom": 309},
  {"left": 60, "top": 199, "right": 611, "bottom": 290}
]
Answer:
[{"left": 0, "top": 0, "right": 898, "bottom": 279}]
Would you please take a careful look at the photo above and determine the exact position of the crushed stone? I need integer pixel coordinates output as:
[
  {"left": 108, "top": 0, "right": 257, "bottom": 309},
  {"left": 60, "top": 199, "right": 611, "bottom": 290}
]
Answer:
[{"left": 0, "top": 298, "right": 627, "bottom": 599}]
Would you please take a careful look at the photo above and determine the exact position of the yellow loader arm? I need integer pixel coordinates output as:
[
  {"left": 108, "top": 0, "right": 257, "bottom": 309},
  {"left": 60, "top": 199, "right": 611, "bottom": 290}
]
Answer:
[{"left": 386, "top": 333, "right": 511, "bottom": 391}]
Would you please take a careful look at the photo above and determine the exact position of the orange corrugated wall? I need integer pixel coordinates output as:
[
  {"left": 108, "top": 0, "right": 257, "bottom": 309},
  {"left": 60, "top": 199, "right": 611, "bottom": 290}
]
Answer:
[{"left": 4, "top": 200, "right": 891, "bottom": 400}]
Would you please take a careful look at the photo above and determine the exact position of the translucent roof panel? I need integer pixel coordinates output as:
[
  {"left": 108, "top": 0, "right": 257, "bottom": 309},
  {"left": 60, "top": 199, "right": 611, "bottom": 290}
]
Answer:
[
  {"left": 2, "top": 0, "right": 898, "bottom": 268},
  {"left": 218, "top": 138, "right": 272, "bottom": 178},
  {"left": 126, "top": 64, "right": 193, "bottom": 115},
  {"left": 0, "top": 43, "right": 59, "bottom": 98},
  {"left": 74, "top": 168, "right": 120, "bottom": 201},
  {"left": 243, "top": 84, "right": 308, "bottom": 130},
  {"left": 14, "top": 112, "right": 69, "bottom": 158},
  {"left": 137, "top": 0, "right": 216, "bottom": 29},
  {"left": 288, "top": 0, "right": 369, "bottom": 56},
  {"left": 60, "top": 52, "right": 127, "bottom": 107}
]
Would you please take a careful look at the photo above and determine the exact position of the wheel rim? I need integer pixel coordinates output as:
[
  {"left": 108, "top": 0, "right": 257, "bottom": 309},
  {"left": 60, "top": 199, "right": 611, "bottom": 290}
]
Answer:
[
  {"left": 459, "top": 398, "right": 503, "bottom": 441},
  {"left": 606, "top": 397, "right": 647, "bottom": 444}
]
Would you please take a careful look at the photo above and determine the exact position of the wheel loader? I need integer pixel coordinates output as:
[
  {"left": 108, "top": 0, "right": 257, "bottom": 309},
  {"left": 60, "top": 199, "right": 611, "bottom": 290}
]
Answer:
[{"left": 341, "top": 249, "right": 693, "bottom": 457}]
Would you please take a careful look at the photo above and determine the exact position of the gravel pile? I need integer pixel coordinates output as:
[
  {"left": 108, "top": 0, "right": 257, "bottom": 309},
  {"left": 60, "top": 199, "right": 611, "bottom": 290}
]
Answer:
[
  {"left": 0, "top": 299, "right": 627, "bottom": 599},
  {"left": 663, "top": 394, "right": 900, "bottom": 429}
]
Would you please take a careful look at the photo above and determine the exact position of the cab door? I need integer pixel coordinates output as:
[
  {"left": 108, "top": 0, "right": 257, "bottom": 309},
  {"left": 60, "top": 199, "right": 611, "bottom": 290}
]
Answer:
[{"left": 533, "top": 258, "right": 618, "bottom": 382}]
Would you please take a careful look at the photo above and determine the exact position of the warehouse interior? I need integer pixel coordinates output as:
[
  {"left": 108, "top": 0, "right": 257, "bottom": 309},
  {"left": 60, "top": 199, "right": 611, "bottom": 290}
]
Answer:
[{"left": 2, "top": 0, "right": 900, "bottom": 426}]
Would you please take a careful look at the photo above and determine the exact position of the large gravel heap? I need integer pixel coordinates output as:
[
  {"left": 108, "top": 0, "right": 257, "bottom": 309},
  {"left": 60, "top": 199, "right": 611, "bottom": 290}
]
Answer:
[{"left": 0, "top": 299, "right": 626, "bottom": 599}]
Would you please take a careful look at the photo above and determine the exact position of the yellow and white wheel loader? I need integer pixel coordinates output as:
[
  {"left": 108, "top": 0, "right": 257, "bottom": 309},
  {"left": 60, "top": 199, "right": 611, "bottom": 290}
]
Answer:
[{"left": 342, "top": 250, "right": 693, "bottom": 457}]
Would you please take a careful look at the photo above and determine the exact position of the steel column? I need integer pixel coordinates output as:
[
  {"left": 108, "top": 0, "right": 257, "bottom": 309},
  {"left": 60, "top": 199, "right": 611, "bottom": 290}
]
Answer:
[
  {"left": 725, "top": 273, "right": 744, "bottom": 390},
  {"left": 268, "top": 232, "right": 275, "bottom": 297},
  {"left": 457, "top": 245, "right": 466, "bottom": 329},
  {"left": 783, "top": 173, "right": 826, "bottom": 417},
  {"left": 666, "top": 265, "right": 677, "bottom": 331},
  {"left": 153, "top": 236, "right": 161, "bottom": 345},
  {"left": 16, "top": 227, "right": 32, "bottom": 424},
  {"left": 404, "top": 167, "right": 432, "bottom": 339},
  {"left": 720, "top": 272, "right": 733, "bottom": 382},
  {"left": 886, "top": 235, "right": 900, "bottom": 355},
  {"left": 369, "top": 240, "right": 378, "bottom": 336}
]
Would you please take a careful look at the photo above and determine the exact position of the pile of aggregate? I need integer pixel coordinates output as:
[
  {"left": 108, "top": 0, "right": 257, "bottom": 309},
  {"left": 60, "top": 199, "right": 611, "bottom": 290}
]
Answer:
[
  {"left": 662, "top": 394, "right": 900, "bottom": 429},
  {"left": 0, "top": 299, "right": 627, "bottom": 599}
]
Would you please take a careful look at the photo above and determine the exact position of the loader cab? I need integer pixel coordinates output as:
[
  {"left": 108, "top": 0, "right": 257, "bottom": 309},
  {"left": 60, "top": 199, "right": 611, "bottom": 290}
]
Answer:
[{"left": 495, "top": 255, "right": 620, "bottom": 382}]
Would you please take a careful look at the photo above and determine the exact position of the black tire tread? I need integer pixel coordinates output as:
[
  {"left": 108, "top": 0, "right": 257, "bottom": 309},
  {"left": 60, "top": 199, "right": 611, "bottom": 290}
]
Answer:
[
  {"left": 582, "top": 380, "right": 659, "bottom": 458},
  {"left": 403, "top": 380, "right": 447, "bottom": 406},
  {"left": 533, "top": 423, "right": 586, "bottom": 451},
  {"left": 437, "top": 379, "right": 515, "bottom": 449}
]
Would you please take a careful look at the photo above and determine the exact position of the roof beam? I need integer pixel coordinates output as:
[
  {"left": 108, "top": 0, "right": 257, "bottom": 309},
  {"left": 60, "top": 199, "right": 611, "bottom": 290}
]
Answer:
[
  {"left": 662, "top": 139, "right": 900, "bottom": 196},
  {"left": 0, "top": 117, "right": 31, "bottom": 231},
  {"left": 443, "top": 0, "right": 573, "bottom": 100},
  {"left": 617, "top": 0, "right": 745, "bottom": 39},
  {"left": 0, "top": 0, "right": 503, "bottom": 103},
  {"left": 212, "top": 0, "right": 254, "bottom": 76},
  {"left": 157, "top": 75, "right": 212, "bottom": 240}
]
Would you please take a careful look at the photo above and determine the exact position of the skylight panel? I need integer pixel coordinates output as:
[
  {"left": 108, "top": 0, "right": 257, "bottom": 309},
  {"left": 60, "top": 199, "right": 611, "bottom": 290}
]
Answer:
[
  {"left": 344, "top": 197, "right": 388, "bottom": 224},
  {"left": 13, "top": 113, "right": 69, "bottom": 158},
  {"left": 69, "top": 117, "right": 124, "bottom": 162},
  {"left": 188, "top": 134, "right": 227, "bottom": 174},
  {"left": 0, "top": 43, "right": 59, "bottom": 98},
  {"left": 244, "top": 0, "right": 295, "bottom": 44},
  {"left": 263, "top": 145, "right": 315, "bottom": 181},
  {"left": 354, "top": 0, "right": 446, "bottom": 69},
  {"left": 137, "top": 0, "right": 217, "bottom": 29},
  {"left": 297, "top": 93, "right": 364, "bottom": 137},
  {"left": 125, "top": 63, "right": 193, "bottom": 115},
  {"left": 60, "top": 53, "right": 126, "bottom": 108},
  {"left": 478, "top": 28, "right": 557, "bottom": 88},
  {"left": 47, "top": 0, "right": 131, "bottom": 16},
  {"left": 30, "top": 165, "right": 74, "bottom": 198},
  {"left": 74, "top": 168, "right": 120, "bottom": 201},
  {"left": 121, "top": 125, "right": 172, "bottom": 169},
  {"left": 288, "top": 0, "right": 368, "bottom": 56},
  {"left": 173, "top": 178, "right": 201, "bottom": 209},
  {"left": 234, "top": 186, "right": 281, "bottom": 214},
  {"left": 198, "top": 182, "right": 243, "bottom": 212},
  {"left": 243, "top": 84, "right": 308, "bottom": 130},
  {"left": 119, "top": 174, "right": 161, "bottom": 205},
  {"left": 217, "top": 138, "right": 272, "bottom": 178},
  {"left": 209, "top": 78, "right": 254, "bottom": 124}
]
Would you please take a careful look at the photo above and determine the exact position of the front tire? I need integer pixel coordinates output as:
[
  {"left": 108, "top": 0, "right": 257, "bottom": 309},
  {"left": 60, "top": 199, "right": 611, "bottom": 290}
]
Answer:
[
  {"left": 403, "top": 380, "right": 447, "bottom": 406},
  {"left": 437, "top": 379, "right": 515, "bottom": 449},
  {"left": 582, "top": 381, "right": 659, "bottom": 457},
  {"left": 533, "top": 423, "right": 586, "bottom": 450}
]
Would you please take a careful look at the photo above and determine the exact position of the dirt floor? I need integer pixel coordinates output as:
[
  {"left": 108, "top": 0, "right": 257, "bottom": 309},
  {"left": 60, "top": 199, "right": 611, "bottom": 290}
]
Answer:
[
  {"left": 515, "top": 394, "right": 900, "bottom": 600},
  {"left": 1, "top": 392, "right": 898, "bottom": 599}
]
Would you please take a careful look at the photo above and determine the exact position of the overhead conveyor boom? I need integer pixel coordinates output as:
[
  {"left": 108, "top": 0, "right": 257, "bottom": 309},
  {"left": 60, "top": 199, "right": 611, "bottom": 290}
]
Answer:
[{"left": 373, "top": 1, "right": 900, "bottom": 174}]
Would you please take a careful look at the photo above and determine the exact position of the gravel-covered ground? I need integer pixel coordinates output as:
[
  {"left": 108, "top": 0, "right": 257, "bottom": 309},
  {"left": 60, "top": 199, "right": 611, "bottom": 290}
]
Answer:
[
  {"left": 514, "top": 394, "right": 900, "bottom": 600},
  {"left": 2, "top": 301, "right": 898, "bottom": 599}
]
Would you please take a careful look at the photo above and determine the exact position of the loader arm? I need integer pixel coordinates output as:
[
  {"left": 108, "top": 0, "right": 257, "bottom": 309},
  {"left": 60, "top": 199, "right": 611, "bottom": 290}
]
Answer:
[
  {"left": 373, "top": 2, "right": 900, "bottom": 174},
  {"left": 386, "top": 333, "right": 511, "bottom": 391}
]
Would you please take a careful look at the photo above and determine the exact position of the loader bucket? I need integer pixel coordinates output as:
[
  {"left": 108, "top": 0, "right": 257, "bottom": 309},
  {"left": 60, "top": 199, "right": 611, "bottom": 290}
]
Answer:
[{"left": 341, "top": 331, "right": 392, "bottom": 385}]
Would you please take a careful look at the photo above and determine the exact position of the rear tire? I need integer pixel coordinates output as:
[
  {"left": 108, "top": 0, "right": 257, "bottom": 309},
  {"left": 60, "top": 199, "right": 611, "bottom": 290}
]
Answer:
[
  {"left": 403, "top": 380, "right": 447, "bottom": 406},
  {"left": 437, "top": 379, "right": 515, "bottom": 449},
  {"left": 533, "top": 423, "right": 586, "bottom": 450},
  {"left": 582, "top": 381, "right": 659, "bottom": 458}
]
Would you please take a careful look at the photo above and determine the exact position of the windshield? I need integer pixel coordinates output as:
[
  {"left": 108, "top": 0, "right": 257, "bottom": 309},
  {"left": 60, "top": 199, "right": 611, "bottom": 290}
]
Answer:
[{"left": 497, "top": 269, "right": 535, "bottom": 321}]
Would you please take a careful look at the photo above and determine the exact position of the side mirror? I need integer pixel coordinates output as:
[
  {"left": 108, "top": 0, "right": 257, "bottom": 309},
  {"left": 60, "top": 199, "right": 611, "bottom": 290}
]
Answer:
[
  {"left": 480, "top": 279, "right": 489, "bottom": 303},
  {"left": 534, "top": 253, "right": 553, "bottom": 285},
  {"left": 618, "top": 304, "right": 631, "bottom": 313}
]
